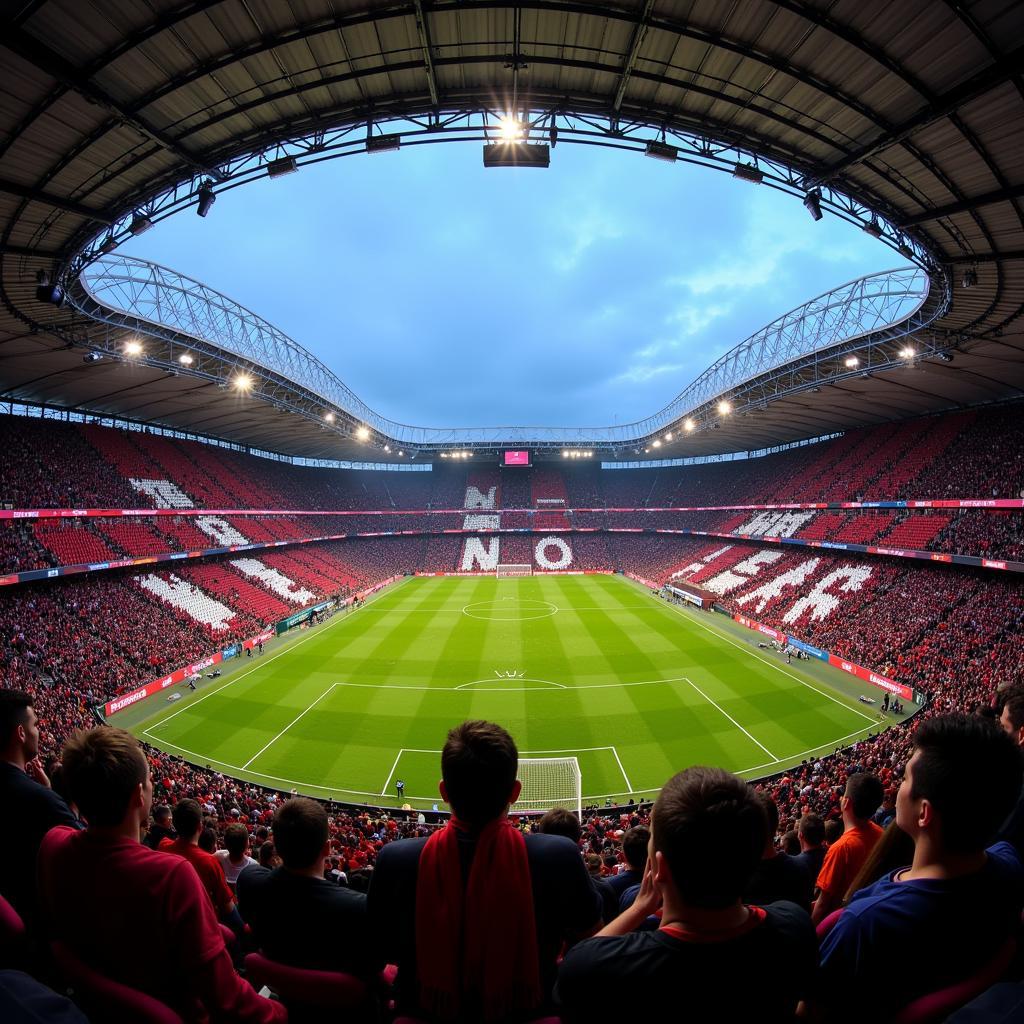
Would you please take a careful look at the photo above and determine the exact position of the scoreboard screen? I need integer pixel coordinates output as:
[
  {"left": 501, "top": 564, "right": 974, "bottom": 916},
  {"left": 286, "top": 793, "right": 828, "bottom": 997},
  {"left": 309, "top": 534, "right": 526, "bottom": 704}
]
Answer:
[{"left": 502, "top": 450, "right": 531, "bottom": 467}]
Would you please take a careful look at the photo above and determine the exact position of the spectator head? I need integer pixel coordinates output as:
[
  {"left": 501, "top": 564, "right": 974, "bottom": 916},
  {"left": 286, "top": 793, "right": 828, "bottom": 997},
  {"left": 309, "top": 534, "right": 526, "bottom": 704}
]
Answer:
[
  {"left": 758, "top": 793, "right": 780, "bottom": 855},
  {"left": 198, "top": 827, "right": 217, "bottom": 853},
  {"left": 621, "top": 826, "right": 651, "bottom": 872},
  {"left": 842, "top": 773, "right": 884, "bottom": 823},
  {"left": 0, "top": 689, "right": 39, "bottom": 764},
  {"left": 61, "top": 727, "right": 150, "bottom": 830},
  {"left": 439, "top": 720, "right": 521, "bottom": 826},
  {"left": 651, "top": 766, "right": 767, "bottom": 910},
  {"left": 782, "top": 830, "right": 800, "bottom": 856},
  {"left": 584, "top": 852, "right": 602, "bottom": 876},
  {"left": 824, "top": 819, "right": 844, "bottom": 844},
  {"left": 998, "top": 685, "right": 1024, "bottom": 748},
  {"left": 897, "top": 714, "right": 1023, "bottom": 854},
  {"left": 171, "top": 798, "right": 203, "bottom": 841},
  {"left": 258, "top": 840, "right": 279, "bottom": 868},
  {"left": 224, "top": 822, "right": 250, "bottom": 860},
  {"left": 537, "top": 807, "right": 581, "bottom": 844},
  {"left": 273, "top": 798, "right": 330, "bottom": 872},
  {"left": 152, "top": 804, "right": 172, "bottom": 828},
  {"left": 798, "top": 812, "right": 826, "bottom": 850}
]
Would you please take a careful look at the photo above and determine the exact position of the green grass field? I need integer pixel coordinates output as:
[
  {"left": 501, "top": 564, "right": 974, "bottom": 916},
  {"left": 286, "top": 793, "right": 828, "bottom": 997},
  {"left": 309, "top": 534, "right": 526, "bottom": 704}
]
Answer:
[{"left": 128, "top": 575, "right": 891, "bottom": 809}]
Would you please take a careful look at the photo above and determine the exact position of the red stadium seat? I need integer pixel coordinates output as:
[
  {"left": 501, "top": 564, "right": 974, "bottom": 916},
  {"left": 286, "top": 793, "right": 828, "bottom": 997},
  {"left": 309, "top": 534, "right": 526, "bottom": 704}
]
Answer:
[
  {"left": 243, "top": 951, "right": 371, "bottom": 1013},
  {"left": 49, "top": 940, "right": 184, "bottom": 1024},
  {"left": 0, "top": 893, "right": 26, "bottom": 967}
]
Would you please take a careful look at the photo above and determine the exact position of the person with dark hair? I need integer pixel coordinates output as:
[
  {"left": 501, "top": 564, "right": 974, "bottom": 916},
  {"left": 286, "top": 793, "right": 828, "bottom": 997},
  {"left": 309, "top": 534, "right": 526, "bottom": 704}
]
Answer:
[
  {"left": 743, "top": 793, "right": 813, "bottom": 910},
  {"left": 237, "top": 797, "right": 375, "bottom": 974},
  {"left": 538, "top": 809, "right": 617, "bottom": 924},
  {"left": 142, "top": 803, "right": 175, "bottom": 849},
  {"left": 554, "top": 766, "right": 816, "bottom": 1022},
  {"left": 607, "top": 825, "right": 650, "bottom": 901},
  {"left": 159, "top": 798, "right": 238, "bottom": 924},
  {"left": 811, "top": 772, "right": 884, "bottom": 924},
  {"left": 824, "top": 818, "right": 844, "bottom": 845},
  {"left": 813, "top": 715, "right": 1024, "bottom": 1020},
  {"left": 369, "top": 720, "right": 599, "bottom": 1021},
  {"left": 793, "top": 812, "right": 827, "bottom": 884},
  {"left": 216, "top": 823, "right": 257, "bottom": 885},
  {"left": 996, "top": 684, "right": 1024, "bottom": 854},
  {"left": 0, "top": 689, "right": 80, "bottom": 928},
  {"left": 37, "top": 727, "right": 285, "bottom": 1023}
]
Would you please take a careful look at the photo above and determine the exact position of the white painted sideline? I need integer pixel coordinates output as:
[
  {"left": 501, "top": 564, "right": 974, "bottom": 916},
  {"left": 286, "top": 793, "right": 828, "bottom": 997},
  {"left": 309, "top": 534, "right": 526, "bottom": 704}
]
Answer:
[
  {"left": 684, "top": 678, "right": 779, "bottom": 763},
  {"left": 241, "top": 682, "right": 339, "bottom": 770}
]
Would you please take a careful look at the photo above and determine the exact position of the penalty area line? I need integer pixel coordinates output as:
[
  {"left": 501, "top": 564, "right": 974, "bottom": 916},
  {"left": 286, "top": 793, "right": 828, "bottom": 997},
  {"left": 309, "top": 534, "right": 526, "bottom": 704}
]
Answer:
[
  {"left": 684, "top": 678, "right": 779, "bottom": 763},
  {"left": 240, "top": 682, "right": 339, "bottom": 770},
  {"left": 610, "top": 746, "right": 634, "bottom": 793}
]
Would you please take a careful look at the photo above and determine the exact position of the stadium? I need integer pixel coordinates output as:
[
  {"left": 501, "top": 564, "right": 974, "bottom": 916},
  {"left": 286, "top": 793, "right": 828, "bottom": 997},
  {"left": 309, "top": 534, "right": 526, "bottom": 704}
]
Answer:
[{"left": 1, "top": 1, "right": 1022, "bottom": 1021}]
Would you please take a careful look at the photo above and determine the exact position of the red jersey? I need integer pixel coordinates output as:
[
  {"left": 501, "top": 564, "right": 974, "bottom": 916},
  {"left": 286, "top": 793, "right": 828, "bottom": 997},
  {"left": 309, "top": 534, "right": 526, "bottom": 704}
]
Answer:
[{"left": 159, "top": 837, "right": 235, "bottom": 916}]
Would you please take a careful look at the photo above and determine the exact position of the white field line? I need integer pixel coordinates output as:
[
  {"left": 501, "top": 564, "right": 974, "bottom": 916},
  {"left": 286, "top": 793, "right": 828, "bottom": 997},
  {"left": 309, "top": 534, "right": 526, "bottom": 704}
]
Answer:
[
  {"left": 650, "top": 590, "right": 877, "bottom": 724},
  {"left": 684, "top": 678, "right": 779, "bottom": 763},
  {"left": 333, "top": 675, "right": 693, "bottom": 694},
  {"left": 734, "top": 723, "right": 879, "bottom": 777},
  {"left": 380, "top": 750, "right": 405, "bottom": 795},
  {"left": 241, "top": 682, "right": 339, "bottom": 770},
  {"left": 144, "top": 577, "right": 409, "bottom": 733},
  {"left": 611, "top": 746, "right": 634, "bottom": 792}
]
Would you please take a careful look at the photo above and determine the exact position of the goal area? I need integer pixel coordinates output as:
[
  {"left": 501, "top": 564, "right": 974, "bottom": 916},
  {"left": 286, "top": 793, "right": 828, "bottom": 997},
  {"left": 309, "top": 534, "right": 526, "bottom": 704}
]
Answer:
[
  {"left": 497, "top": 563, "right": 532, "bottom": 578},
  {"left": 512, "top": 756, "right": 582, "bottom": 815}
]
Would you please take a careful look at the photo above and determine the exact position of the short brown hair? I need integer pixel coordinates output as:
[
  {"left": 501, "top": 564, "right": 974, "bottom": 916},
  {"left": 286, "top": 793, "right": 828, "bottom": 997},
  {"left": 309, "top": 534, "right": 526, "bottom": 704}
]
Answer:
[
  {"left": 621, "top": 826, "right": 650, "bottom": 871},
  {"left": 441, "top": 720, "right": 518, "bottom": 825},
  {"left": 224, "top": 822, "right": 250, "bottom": 857},
  {"left": 845, "top": 772, "right": 884, "bottom": 820},
  {"left": 61, "top": 727, "right": 147, "bottom": 827},
  {"left": 537, "top": 807, "right": 581, "bottom": 844},
  {"left": 273, "top": 798, "right": 328, "bottom": 869},
  {"left": 172, "top": 798, "right": 203, "bottom": 839},
  {"left": 652, "top": 766, "right": 766, "bottom": 909},
  {"left": 798, "top": 812, "right": 825, "bottom": 846}
]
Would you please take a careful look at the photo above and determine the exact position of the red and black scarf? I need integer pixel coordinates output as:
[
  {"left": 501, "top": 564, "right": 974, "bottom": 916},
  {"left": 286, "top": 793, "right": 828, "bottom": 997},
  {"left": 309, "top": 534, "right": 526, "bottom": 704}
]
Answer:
[{"left": 415, "top": 816, "right": 541, "bottom": 1022}]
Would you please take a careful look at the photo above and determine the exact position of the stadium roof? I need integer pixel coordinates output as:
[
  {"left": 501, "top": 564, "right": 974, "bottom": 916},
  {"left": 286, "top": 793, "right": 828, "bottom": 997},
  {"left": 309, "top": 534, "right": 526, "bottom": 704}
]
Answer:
[{"left": 1, "top": 0, "right": 1022, "bottom": 462}]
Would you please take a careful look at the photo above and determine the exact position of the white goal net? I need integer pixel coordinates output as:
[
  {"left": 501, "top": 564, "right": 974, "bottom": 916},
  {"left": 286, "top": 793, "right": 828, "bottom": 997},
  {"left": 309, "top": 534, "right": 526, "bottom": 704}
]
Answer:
[
  {"left": 513, "top": 757, "right": 582, "bottom": 814},
  {"left": 496, "top": 563, "right": 532, "bottom": 577}
]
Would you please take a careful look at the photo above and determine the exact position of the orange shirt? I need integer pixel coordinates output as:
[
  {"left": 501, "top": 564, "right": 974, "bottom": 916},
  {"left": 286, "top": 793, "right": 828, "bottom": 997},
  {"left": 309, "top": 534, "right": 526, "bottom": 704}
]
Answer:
[
  {"left": 815, "top": 821, "right": 883, "bottom": 899},
  {"left": 159, "top": 837, "right": 235, "bottom": 916}
]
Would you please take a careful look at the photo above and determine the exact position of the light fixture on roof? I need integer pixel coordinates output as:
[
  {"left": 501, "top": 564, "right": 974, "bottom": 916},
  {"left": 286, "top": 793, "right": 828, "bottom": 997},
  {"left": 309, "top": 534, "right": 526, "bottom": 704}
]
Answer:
[
  {"left": 897, "top": 241, "right": 915, "bottom": 259},
  {"left": 267, "top": 156, "right": 298, "bottom": 178},
  {"left": 645, "top": 140, "right": 678, "bottom": 162},
  {"left": 129, "top": 214, "right": 153, "bottom": 235},
  {"left": 803, "top": 191, "right": 823, "bottom": 222},
  {"left": 844, "top": 355, "right": 860, "bottom": 368},
  {"left": 684, "top": 418, "right": 695, "bottom": 432},
  {"left": 366, "top": 133, "right": 401, "bottom": 154},
  {"left": 483, "top": 143, "right": 550, "bottom": 168},
  {"left": 961, "top": 267, "right": 978, "bottom": 289},
  {"left": 900, "top": 345, "right": 915, "bottom": 359},
  {"left": 549, "top": 125, "right": 558, "bottom": 148},
  {"left": 196, "top": 180, "right": 216, "bottom": 218},
  {"left": 664, "top": 432, "right": 673, "bottom": 441},
  {"left": 34, "top": 270, "right": 64, "bottom": 306},
  {"left": 384, "top": 445, "right": 391, "bottom": 453},
  {"left": 324, "top": 412, "right": 335, "bottom": 423},
  {"left": 234, "top": 373, "right": 253, "bottom": 390},
  {"left": 717, "top": 399, "right": 732, "bottom": 415},
  {"left": 652, "top": 439, "right": 661, "bottom": 448},
  {"left": 99, "top": 235, "right": 118, "bottom": 254},
  {"left": 498, "top": 115, "right": 524, "bottom": 142},
  {"left": 937, "top": 351, "right": 954, "bottom": 363},
  {"left": 356, "top": 426, "right": 370, "bottom": 441},
  {"left": 862, "top": 218, "right": 882, "bottom": 238},
  {"left": 398, "top": 450, "right": 404, "bottom": 457},
  {"left": 123, "top": 339, "right": 143, "bottom": 357},
  {"left": 732, "top": 162, "right": 763, "bottom": 184},
  {"left": 178, "top": 353, "right": 194, "bottom": 366}
]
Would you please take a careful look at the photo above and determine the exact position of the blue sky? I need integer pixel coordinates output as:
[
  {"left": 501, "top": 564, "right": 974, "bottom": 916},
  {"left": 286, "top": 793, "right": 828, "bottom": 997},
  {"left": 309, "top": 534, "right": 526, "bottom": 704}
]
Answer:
[{"left": 121, "top": 143, "right": 905, "bottom": 429}]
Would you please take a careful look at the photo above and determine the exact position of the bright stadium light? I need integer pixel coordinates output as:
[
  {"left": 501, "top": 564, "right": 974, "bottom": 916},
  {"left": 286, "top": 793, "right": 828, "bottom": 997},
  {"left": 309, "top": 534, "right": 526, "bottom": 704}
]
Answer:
[
  {"left": 384, "top": 445, "right": 391, "bottom": 453},
  {"left": 717, "top": 400, "right": 732, "bottom": 415},
  {"left": 324, "top": 412, "right": 335, "bottom": 423},
  {"left": 900, "top": 346, "right": 915, "bottom": 359},
  {"left": 684, "top": 418, "right": 695, "bottom": 432},
  {"left": 844, "top": 355, "right": 860, "bottom": 368},
  {"left": 178, "top": 353, "right": 193, "bottom": 366},
  {"left": 234, "top": 373, "right": 253, "bottom": 390},
  {"left": 563, "top": 450, "right": 570, "bottom": 457},
  {"left": 664, "top": 432, "right": 673, "bottom": 441},
  {"left": 498, "top": 115, "right": 524, "bottom": 141},
  {"left": 398, "top": 450, "right": 404, "bottom": 457},
  {"left": 356, "top": 426, "right": 370, "bottom": 440},
  {"left": 123, "top": 339, "right": 143, "bottom": 356},
  {"left": 652, "top": 440, "right": 661, "bottom": 448}
]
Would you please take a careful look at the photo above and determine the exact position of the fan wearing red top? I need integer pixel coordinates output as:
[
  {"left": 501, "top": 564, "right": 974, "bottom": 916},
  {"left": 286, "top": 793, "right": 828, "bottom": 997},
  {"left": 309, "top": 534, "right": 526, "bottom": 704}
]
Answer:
[
  {"left": 555, "top": 765, "right": 817, "bottom": 1024},
  {"left": 369, "top": 720, "right": 600, "bottom": 1022}
]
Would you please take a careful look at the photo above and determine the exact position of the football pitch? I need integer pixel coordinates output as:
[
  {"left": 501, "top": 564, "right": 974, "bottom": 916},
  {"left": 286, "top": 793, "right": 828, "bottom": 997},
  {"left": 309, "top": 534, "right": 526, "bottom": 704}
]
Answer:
[{"left": 128, "top": 574, "right": 890, "bottom": 809}]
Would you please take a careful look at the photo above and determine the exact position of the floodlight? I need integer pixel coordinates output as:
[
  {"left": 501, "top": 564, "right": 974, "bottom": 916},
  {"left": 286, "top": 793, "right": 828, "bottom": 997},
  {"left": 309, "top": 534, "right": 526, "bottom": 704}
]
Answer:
[
  {"left": 803, "top": 191, "right": 823, "bottom": 221},
  {"left": 900, "top": 346, "right": 915, "bottom": 359},
  {"left": 398, "top": 450, "right": 404, "bottom": 457},
  {"left": 664, "top": 432, "right": 673, "bottom": 441},
  {"left": 178, "top": 353, "right": 194, "bottom": 366},
  {"left": 356, "top": 426, "right": 370, "bottom": 440},
  {"left": 732, "top": 163, "right": 763, "bottom": 183},
  {"left": 717, "top": 400, "right": 732, "bottom": 415},
  {"left": 652, "top": 440, "right": 661, "bottom": 448},
  {"left": 324, "top": 412, "right": 335, "bottom": 423},
  {"left": 196, "top": 181, "right": 216, "bottom": 218},
  {"left": 862, "top": 218, "right": 882, "bottom": 238},
  {"left": 234, "top": 373, "right": 253, "bottom": 390},
  {"left": 563, "top": 450, "right": 569, "bottom": 457},
  {"left": 684, "top": 418, "right": 695, "bottom": 431},
  {"left": 366, "top": 133, "right": 401, "bottom": 153},
  {"left": 99, "top": 235, "right": 118, "bottom": 254},
  {"left": 129, "top": 214, "right": 153, "bottom": 235},
  {"left": 384, "top": 445, "right": 391, "bottom": 453},
  {"left": 844, "top": 355, "right": 860, "bottom": 368},
  {"left": 498, "top": 116, "right": 524, "bottom": 141},
  {"left": 123, "top": 340, "right": 143, "bottom": 356},
  {"left": 482, "top": 143, "right": 550, "bottom": 168},
  {"left": 897, "top": 242, "right": 915, "bottom": 259},
  {"left": 938, "top": 352, "right": 954, "bottom": 363},
  {"left": 645, "top": 140, "right": 678, "bottom": 162},
  {"left": 267, "top": 156, "right": 298, "bottom": 178},
  {"left": 961, "top": 268, "right": 978, "bottom": 289},
  {"left": 83, "top": 351, "right": 103, "bottom": 363}
]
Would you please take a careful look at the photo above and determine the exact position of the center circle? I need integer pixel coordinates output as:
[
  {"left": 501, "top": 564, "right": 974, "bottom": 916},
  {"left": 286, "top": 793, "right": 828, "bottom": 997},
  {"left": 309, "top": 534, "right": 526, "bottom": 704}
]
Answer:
[{"left": 462, "top": 599, "right": 558, "bottom": 621}]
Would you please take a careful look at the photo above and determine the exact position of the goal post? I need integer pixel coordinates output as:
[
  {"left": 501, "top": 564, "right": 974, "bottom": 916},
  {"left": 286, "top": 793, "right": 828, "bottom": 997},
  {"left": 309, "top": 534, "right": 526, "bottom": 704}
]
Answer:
[
  {"left": 497, "top": 563, "right": 532, "bottom": 578},
  {"left": 512, "top": 756, "right": 582, "bottom": 815}
]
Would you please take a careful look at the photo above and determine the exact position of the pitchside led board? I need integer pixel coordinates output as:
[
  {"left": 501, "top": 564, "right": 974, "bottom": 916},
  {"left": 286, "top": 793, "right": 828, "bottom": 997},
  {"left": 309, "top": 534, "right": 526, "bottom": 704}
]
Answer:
[{"left": 502, "top": 450, "right": 531, "bottom": 467}]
